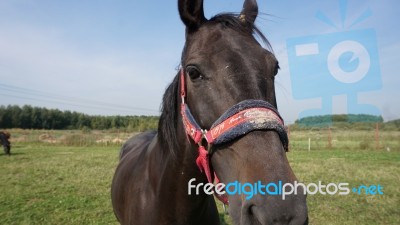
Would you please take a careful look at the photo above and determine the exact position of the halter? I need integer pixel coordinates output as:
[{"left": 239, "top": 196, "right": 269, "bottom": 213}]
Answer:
[{"left": 180, "top": 68, "right": 289, "bottom": 205}]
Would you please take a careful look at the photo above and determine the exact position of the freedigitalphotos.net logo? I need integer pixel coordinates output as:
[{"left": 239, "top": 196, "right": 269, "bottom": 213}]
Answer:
[
  {"left": 286, "top": 0, "right": 382, "bottom": 124},
  {"left": 188, "top": 178, "right": 384, "bottom": 200}
]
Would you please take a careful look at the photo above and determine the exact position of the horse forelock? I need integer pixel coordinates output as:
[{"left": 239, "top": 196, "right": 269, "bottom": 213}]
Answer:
[{"left": 209, "top": 13, "right": 272, "bottom": 52}]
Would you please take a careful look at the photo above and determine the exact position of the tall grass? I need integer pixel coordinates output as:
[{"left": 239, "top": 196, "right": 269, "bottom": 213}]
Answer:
[
  {"left": 288, "top": 129, "right": 400, "bottom": 151},
  {"left": 7, "top": 129, "right": 138, "bottom": 147}
]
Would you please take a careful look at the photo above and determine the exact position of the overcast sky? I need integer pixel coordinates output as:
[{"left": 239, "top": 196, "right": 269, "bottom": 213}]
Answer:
[{"left": 0, "top": 0, "right": 399, "bottom": 123}]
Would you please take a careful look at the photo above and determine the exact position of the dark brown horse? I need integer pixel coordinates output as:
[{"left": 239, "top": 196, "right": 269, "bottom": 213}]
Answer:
[
  {"left": 111, "top": 0, "right": 308, "bottom": 224},
  {"left": 0, "top": 131, "right": 11, "bottom": 156}
]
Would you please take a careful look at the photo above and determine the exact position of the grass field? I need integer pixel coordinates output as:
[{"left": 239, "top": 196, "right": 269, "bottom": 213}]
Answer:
[
  {"left": 1, "top": 129, "right": 399, "bottom": 224},
  {"left": 0, "top": 144, "right": 118, "bottom": 225}
]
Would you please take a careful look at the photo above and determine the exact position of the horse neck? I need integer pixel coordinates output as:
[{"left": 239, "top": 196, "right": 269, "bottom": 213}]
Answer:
[
  {"left": 153, "top": 123, "right": 219, "bottom": 224},
  {"left": 157, "top": 121, "right": 205, "bottom": 191}
]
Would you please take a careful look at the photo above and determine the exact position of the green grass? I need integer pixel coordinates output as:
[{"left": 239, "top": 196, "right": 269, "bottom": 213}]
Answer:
[
  {"left": 0, "top": 144, "right": 119, "bottom": 225},
  {"left": 287, "top": 150, "right": 400, "bottom": 225},
  {"left": 1, "top": 129, "right": 399, "bottom": 224}
]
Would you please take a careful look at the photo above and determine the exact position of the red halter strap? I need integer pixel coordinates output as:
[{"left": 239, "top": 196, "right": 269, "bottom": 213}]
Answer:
[{"left": 180, "top": 69, "right": 222, "bottom": 202}]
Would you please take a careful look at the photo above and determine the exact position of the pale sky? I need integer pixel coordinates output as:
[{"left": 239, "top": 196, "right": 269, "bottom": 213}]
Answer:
[{"left": 0, "top": 0, "right": 399, "bottom": 123}]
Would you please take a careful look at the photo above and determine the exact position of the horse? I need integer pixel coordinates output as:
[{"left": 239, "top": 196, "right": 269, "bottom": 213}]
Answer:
[
  {"left": 0, "top": 131, "right": 11, "bottom": 156},
  {"left": 111, "top": 0, "right": 308, "bottom": 224}
]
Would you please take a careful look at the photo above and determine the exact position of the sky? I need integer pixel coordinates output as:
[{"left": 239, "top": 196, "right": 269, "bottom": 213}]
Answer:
[{"left": 0, "top": 0, "right": 399, "bottom": 123}]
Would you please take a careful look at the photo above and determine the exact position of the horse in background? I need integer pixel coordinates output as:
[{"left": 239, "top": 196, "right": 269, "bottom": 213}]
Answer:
[{"left": 0, "top": 131, "right": 11, "bottom": 156}]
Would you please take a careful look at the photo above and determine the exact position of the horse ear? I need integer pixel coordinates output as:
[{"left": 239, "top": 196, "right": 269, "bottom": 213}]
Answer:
[
  {"left": 239, "top": 0, "right": 258, "bottom": 24},
  {"left": 178, "top": 0, "right": 206, "bottom": 31}
]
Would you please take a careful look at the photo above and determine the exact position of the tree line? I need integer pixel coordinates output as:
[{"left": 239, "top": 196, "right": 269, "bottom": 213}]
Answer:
[
  {"left": 290, "top": 114, "right": 399, "bottom": 131},
  {"left": 0, "top": 105, "right": 159, "bottom": 131},
  {"left": 295, "top": 114, "right": 384, "bottom": 126},
  {"left": 1, "top": 105, "right": 398, "bottom": 131}
]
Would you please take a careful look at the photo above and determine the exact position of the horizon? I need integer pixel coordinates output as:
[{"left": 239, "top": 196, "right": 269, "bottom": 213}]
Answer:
[{"left": 1, "top": 104, "right": 396, "bottom": 125}]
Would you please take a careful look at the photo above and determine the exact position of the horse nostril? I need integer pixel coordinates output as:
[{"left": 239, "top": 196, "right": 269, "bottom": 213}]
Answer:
[
  {"left": 242, "top": 204, "right": 265, "bottom": 225},
  {"left": 246, "top": 204, "right": 301, "bottom": 225},
  {"left": 248, "top": 204, "right": 255, "bottom": 216}
]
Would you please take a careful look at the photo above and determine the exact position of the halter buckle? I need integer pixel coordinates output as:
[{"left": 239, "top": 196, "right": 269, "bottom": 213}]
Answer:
[{"left": 223, "top": 203, "right": 229, "bottom": 215}]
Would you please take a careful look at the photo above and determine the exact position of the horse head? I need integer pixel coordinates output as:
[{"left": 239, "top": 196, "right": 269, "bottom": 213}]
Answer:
[{"left": 178, "top": 0, "right": 308, "bottom": 224}]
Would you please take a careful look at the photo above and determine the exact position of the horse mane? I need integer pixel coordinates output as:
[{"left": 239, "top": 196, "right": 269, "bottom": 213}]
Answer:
[
  {"left": 158, "top": 73, "right": 180, "bottom": 158},
  {"left": 158, "top": 13, "right": 272, "bottom": 158}
]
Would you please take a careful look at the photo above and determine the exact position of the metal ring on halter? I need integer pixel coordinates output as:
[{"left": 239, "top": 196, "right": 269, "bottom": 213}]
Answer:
[{"left": 223, "top": 203, "right": 229, "bottom": 215}]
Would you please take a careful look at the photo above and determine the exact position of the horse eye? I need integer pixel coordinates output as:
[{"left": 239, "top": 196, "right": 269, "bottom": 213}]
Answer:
[
  {"left": 186, "top": 66, "right": 203, "bottom": 80},
  {"left": 274, "top": 62, "right": 280, "bottom": 76}
]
